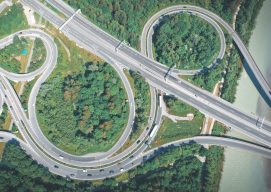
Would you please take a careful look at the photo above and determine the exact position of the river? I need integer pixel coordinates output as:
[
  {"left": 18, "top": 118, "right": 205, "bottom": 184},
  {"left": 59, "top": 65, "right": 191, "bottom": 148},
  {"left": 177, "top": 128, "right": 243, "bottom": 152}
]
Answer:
[{"left": 219, "top": 0, "right": 271, "bottom": 191}]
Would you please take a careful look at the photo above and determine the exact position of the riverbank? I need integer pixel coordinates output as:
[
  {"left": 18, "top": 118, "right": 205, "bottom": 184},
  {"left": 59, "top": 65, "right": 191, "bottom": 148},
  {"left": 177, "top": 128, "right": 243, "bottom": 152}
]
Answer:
[{"left": 219, "top": 0, "right": 271, "bottom": 191}]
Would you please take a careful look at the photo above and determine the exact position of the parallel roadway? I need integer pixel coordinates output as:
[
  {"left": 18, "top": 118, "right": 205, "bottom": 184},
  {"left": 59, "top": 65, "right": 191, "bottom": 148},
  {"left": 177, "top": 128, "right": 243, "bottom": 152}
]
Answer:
[{"left": 23, "top": 0, "right": 271, "bottom": 146}]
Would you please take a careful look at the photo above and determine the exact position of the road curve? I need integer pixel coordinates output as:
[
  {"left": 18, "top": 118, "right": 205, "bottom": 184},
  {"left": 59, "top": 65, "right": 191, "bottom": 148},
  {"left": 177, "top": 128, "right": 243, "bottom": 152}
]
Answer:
[
  {"left": 141, "top": 8, "right": 226, "bottom": 75},
  {"left": 1, "top": 130, "right": 271, "bottom": 180},
  {"left": 145, "top": 5, "right": 271, "bottom": 105},
  {"left": 45, "top": 0, "right": 271, "bottom": 108},
  {"left": 0, "top": 0, "right": 269, "bottom": 180},
  {"left": 25, "top": 0, "right": 271, "bottom": 146},
  {"left": 0, "top": 28, "right": 139, "bottom": 165},
  {"left": 0, "top": 29, "right": 57, "bottom": 82},
  {"left": 27, "top": 43, "right": 136, "bottom": 161}
]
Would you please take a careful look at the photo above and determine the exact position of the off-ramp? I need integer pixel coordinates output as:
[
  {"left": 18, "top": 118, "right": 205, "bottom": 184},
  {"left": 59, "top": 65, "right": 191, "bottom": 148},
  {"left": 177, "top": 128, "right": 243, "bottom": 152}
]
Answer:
[{"left": 0, "top": 0, "right": 271, "bottom": 180}]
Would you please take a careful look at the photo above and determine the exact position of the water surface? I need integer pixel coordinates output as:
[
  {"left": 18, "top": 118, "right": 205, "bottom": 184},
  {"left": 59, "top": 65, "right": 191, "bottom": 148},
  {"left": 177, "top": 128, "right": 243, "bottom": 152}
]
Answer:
[{"left": 219, "top": 0, "right": 271, "bottom": 191}]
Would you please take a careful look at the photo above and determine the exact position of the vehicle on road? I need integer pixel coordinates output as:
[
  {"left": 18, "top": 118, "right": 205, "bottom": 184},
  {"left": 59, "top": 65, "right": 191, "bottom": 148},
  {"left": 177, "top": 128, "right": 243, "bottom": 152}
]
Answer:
[{"left": 149, "top": 125, "right": 158, "bottom": 138}]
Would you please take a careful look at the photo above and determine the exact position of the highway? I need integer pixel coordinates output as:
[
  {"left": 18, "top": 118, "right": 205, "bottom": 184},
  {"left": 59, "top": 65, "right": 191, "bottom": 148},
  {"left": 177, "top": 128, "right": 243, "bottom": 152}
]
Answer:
[
  {"left": 1, "top": 130, "right": 271, "bottom": 180},
  {"left": 147, "top": 5, "right": 271, "bottom": 105},
  {"left": 0, "top": 28, "right": 159, "bottom": 172},
  {"left": 27, "top": 45, "right": 137, "bottom": 161},
  {"left": 26, "top": 0, "right": 271, "bottom": 146},
  {"left": 0, "top": 29, "right": 143, "bottom": 166},
  {"left": 0, "top": 0, "right": 270, "bottom": 180}
]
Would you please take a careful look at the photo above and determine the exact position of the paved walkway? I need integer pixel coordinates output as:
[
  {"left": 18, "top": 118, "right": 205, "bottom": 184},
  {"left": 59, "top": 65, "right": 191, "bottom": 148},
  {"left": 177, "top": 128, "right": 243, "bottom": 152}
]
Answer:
[{"left": 159, "top": 94, "right": 194, "bottom": 123}]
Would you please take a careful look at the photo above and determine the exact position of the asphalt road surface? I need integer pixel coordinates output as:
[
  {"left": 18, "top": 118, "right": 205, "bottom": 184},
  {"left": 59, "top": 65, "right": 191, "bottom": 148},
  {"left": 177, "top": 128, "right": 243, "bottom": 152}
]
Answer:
[{"left": 0, "top": 0, "right": 270, "bottom": 180}]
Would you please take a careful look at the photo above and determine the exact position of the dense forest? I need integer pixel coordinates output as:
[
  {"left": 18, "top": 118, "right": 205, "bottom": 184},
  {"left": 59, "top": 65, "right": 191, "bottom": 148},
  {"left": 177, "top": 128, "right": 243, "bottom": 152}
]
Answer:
[
  {"left": 220, "top": 48, "right": 242, "bottom": 102},
  {"left": 129, "top": 70, "right": 150, "bottom": 133},
  {"left": 0, "top": 104, "right": 8, "bottom": 128},
  {"left": 0, "top": 141, "right": 224, "bottom": 192},
  {"left": 0, "top": 36, "right": 29, "bottom": 73},
  {"left": 37, "top": 61, "right": 129, "bottom": 154},
  {"left": 236, "top": 0, "right": 265, "bottom": 45},
  {"left": 64, "top": 0, "right": 239, "bottom": 49},
  {"left": 153, "top": 13, "right": 220, "bottom": 70}
]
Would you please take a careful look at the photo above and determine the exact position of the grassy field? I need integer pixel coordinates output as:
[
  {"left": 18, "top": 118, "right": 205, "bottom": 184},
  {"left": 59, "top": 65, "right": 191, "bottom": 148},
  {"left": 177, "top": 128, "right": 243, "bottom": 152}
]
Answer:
[
  {"left": 28, "top": 38, "right": 46, "bottom": 72},
  {"left": 164, "top": 95, "right": 195, "bottom": 116},
  {"left": 0, "top": 36, "right": 32, "bottom": 73},
  {"left": 19, "top": 78, "right": 37, "bottom": 110},
  {"left": 212, "top": 122, "right": 227, "bottom": 136},
  {"left": 0, "top": 142, "right": 5, "bottom": 160},
  {"left": 0, "top": 4, "right": 28, "bottom": 38},
  {"left": 0, "top": 104, "right": 10, "bottom": 158},
  {"left": 152, "top": 115, "right": 203, "bottom": 148},
  {"left": 152, "top": 97, "right": 203, "bottom": 148}
]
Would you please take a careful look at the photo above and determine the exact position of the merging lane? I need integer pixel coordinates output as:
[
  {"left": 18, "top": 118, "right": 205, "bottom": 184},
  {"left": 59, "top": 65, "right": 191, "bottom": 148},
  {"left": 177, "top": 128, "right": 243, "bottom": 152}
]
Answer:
[
  {"left": 141, "top": 7, "right": 226, "bottom": 75},
  {"left": 0, "top": 0, "right": 270, "bottom": 180},
  {"left": 21, "top": 0, "right": 271, "bottom": 146},
  {"left": 1, "top": 130, "right": 271, "bottom": 180}
]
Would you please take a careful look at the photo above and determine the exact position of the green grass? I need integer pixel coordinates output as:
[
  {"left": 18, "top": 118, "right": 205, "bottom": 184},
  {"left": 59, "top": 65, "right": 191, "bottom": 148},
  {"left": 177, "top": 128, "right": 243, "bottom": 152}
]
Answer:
[
  {"left": 20, "top": 78, "right": 37, "bottom": 110},
  {"left": 153, "top": 116, "right": 203, "bottom": 147},
  {"left": 28, "top": 38, "right": 46, "bottom": 72},
  {"left": 0, "top": 104, "right": 9, "bottom": 129},
  {"left": 0, "top": 36, "right": 31, "bottom": 73},
  {"left": 152, "top": 96, "right": 203, "bottom": 147},
  {"left": 0, "top": 104, "right": 10, "bottom": 158},
  {"left": 164, "top": 95, "right": 195, "bottom": 116},
  {"left": 0, "top": 4, "right": 28, "bottom": 38},
  {"left": 212, "top": 122, "right": 227, "bottom": 136}
]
